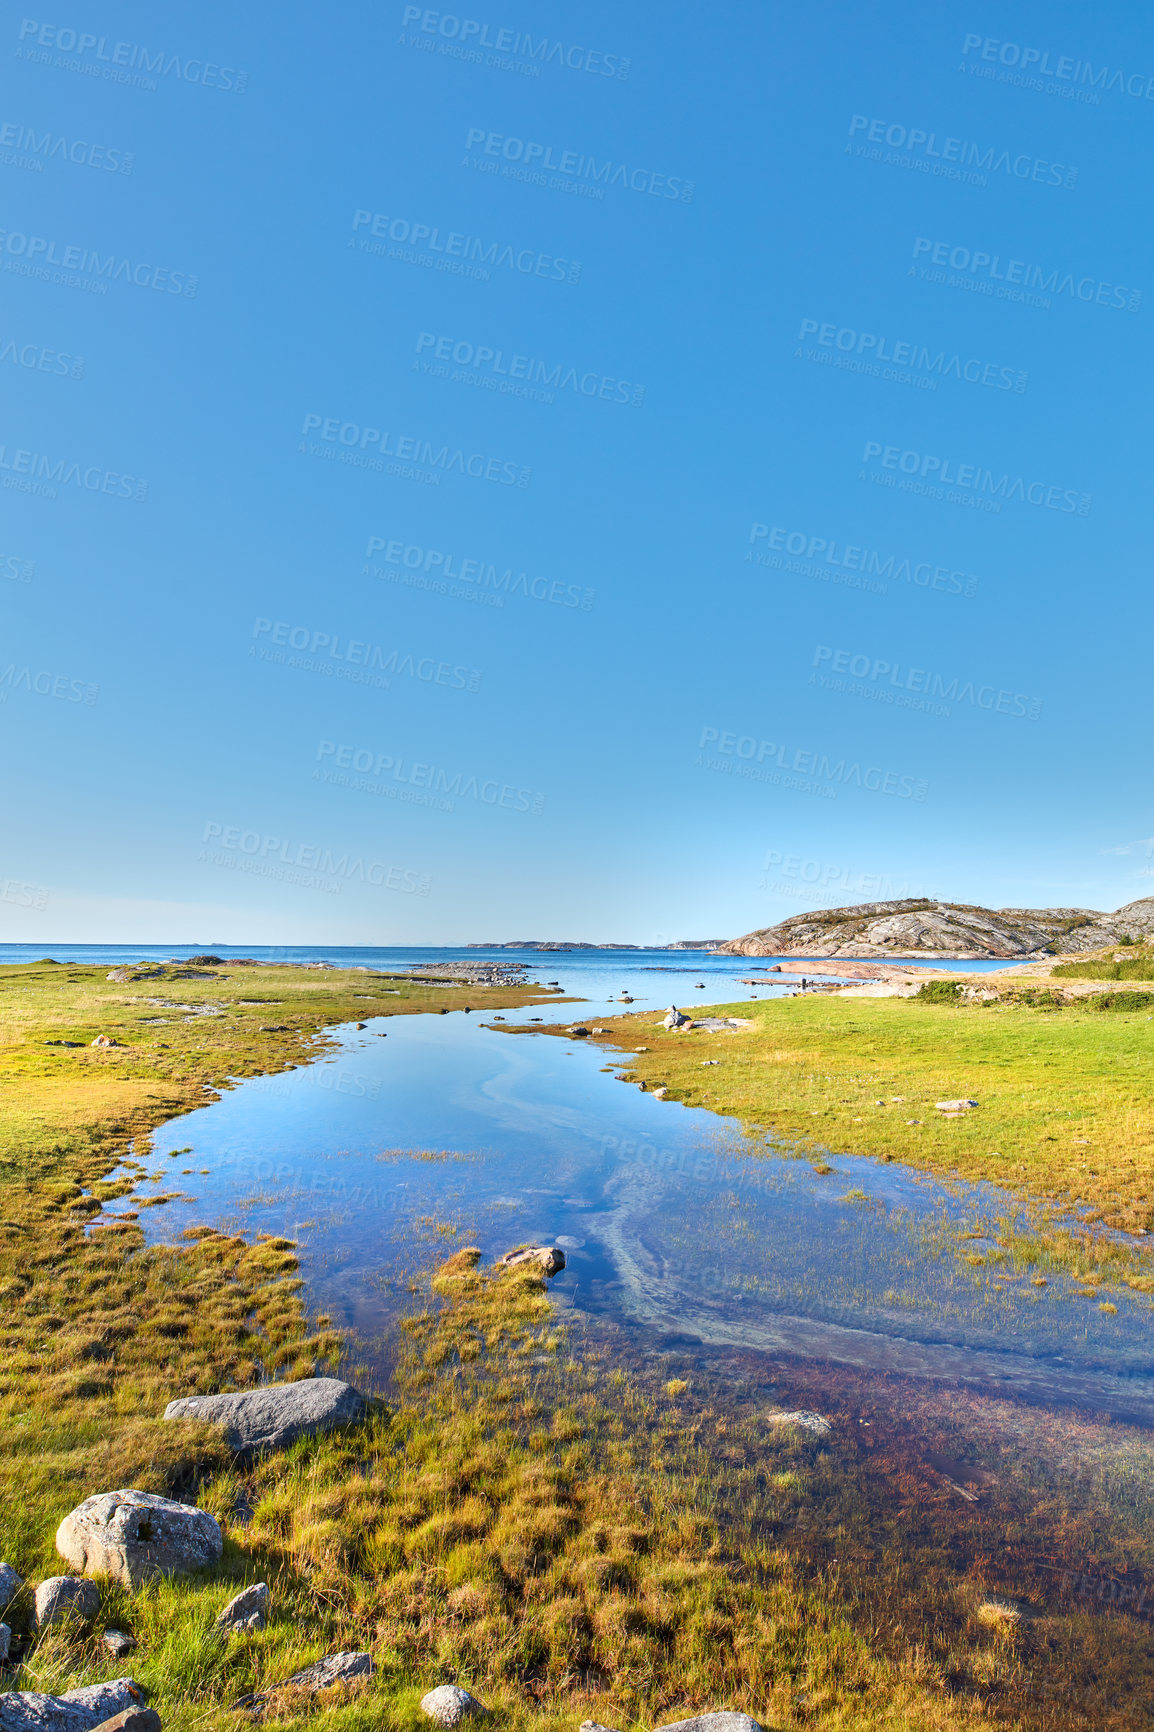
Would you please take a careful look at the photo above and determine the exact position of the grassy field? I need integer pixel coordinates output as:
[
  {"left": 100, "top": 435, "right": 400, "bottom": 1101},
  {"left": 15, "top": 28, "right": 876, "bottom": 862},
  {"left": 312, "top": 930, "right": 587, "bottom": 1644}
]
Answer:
[
  {"left": 5, "top": 960, "right": 1154, "bottom": 1730},
  {"left": 586, "top": 991, "right": 1154, "bottom": 1241}
]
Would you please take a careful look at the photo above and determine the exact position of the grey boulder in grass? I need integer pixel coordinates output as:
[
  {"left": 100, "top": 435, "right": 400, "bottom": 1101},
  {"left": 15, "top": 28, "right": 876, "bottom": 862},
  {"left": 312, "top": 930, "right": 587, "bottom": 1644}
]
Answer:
[
  {"left": 0, "top": 1679, "right": 147, "bottom": 1732},
  {"left": 163, "top": 1377, "right": 368, "bottom": 1456},
  {"left": 653, "top": 1717, "right": 765, "bottom": 1732},
  {"left": 216, "top": 1582, "right": 269, "bottom": 1632},
  {"left": 55, "top": 1491, "right": 222, "bottom": 1589},
  {"left": 420, "top": 1686, "right": 488, "bottom": 1726},
  {"left": 34, "top": 1577, "right": 100, "bottom": 1629}
]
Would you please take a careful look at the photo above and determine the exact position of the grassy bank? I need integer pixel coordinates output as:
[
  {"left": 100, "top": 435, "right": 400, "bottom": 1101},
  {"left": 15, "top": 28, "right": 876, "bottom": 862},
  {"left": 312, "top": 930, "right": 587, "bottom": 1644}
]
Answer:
[
  {"left": 0, "top": 959, "right": 545, "bottom": 1574},
  {"left": 586, "top": 993, "right": 1154, "bottom": 1236}
]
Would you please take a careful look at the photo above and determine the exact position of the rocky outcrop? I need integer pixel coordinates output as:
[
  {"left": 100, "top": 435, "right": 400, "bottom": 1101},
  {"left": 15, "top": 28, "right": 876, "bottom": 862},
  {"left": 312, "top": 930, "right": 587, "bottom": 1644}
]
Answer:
[
  {"left": 163, "top": 1377, "right": 367, "bottom": 1456},
  {"left": 235, "top": 1651, "right": 373, "bottom": 1709},
  {"left": 0, "top": 1679, "right": 146, "bottom": 1732},
  {"left": 718, "top": 897, "right": 1154, "bottom": 959},
  {"left": 56, "top": 1491, "right": 222, "bottom": 1588}
]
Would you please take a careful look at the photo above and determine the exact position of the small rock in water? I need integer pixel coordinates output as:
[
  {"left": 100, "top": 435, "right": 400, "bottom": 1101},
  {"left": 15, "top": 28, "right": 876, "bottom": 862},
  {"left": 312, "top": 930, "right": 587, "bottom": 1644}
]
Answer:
[
  {"left": 420, "top": 1685, "right": 488, "bottom": 1726},
  {"left": 653, "top": 1087, "right": 669, "bottom": 1100},
  {"left": 56, "top": 1492, "right": 222, "bottom": 1589},
  {"left": 766, "top": 1410, "right": 832, "bottom": 1436},
  {"left": 554, "top": 1235, "right": 584, "bottom": 1249},
  {"left": 102, "top": 1630, "right": 136, "bottom": 1659},
  {"left": 217, "top": 1582, "right": 269, "bottom": 1632},
  {"left": 35, "top": 1577, "right": 101, "bottom": 1629},
  {"left": 498, "top": 1245, "right": 566, "bottom": 1277}
]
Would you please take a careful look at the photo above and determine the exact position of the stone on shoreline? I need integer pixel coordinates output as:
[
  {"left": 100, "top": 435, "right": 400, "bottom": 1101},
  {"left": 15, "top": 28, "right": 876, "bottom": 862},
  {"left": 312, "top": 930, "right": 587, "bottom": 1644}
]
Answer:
[
  {"left": 420, "top": 1685, "right": 488, "bottom": 1726},
  {"left": 163, "top": 1377, "right": 368, "bottom": 1456},
  {"left": 0, "top": 1678, "right": 146, "bottom": 1732},
  {"left": 34, "top": 1578, "right": 101, "bottom": 1629},
  {"left": 56, "top": 1491, "right": 222, "bottom": 1588}
]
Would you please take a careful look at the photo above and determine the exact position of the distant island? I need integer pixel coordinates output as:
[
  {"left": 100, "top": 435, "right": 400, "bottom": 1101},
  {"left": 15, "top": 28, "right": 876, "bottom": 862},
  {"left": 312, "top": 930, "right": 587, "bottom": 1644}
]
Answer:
[
  {"left": 717, "top": 896, "right": 1154, "bottom": 959},
  {"left": 467, "top": 940, "right": 725, "bottom": 951}
]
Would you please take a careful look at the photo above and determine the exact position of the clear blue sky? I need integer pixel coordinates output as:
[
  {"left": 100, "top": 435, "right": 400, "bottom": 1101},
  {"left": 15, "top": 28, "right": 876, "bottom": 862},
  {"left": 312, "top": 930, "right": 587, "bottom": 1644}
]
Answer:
[{"left": 2, "top": 0, "right": 1152, "bottom": 942}]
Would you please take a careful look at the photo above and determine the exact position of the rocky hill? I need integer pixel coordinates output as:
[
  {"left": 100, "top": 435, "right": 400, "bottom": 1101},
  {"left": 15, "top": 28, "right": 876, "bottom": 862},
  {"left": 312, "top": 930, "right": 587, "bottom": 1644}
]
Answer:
[{"left": 716, "top": 897, "right": 1154, "bottom": 959}]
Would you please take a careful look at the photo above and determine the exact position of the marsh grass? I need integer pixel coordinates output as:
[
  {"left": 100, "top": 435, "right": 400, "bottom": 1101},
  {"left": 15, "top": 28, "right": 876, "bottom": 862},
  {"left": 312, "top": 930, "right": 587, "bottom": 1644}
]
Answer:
[
  {"left": 5, "top": 964, "right": 1154, "bottom": 1729},
  {"left": 584, "top": 996, "right": 1154, "bottom": 1243}
]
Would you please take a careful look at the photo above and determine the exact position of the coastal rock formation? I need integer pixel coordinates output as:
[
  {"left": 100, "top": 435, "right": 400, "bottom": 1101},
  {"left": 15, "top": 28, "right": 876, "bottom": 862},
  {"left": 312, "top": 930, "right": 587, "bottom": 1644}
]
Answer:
[
  {"left": 0, "top": 1678, "right": 146, "bottom": 1732},
  {"left": 56, "top": 1491, "right": 222, "bottom": 1588},
  {"left": 163, "top": 1377, "right": 367, "bottom": 1456},
  {"left": 717, "top": 897, "right": 1154, "bottom": 959},
  {"left": 34, "top": 1577, "right": 101, "bottom": 1629}
]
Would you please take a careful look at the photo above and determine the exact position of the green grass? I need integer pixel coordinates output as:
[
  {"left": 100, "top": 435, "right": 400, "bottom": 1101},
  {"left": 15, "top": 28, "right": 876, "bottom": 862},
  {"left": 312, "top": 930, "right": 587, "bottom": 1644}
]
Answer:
[
  {"left": 589, "top": 994, "right": 1154, "bottom": 1236},
  {"left": 7, "top": 963, "right": 1154, "bottom": 1729}
]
